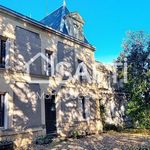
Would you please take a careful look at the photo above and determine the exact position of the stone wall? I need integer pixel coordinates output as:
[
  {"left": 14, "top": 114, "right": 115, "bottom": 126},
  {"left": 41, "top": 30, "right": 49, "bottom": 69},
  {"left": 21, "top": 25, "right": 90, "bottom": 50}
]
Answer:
[
  {"left": 0, "top": 6, "right": 127, "bottom": 142},
  {"left": 99, "top": 92, "right": 126, "bottom": 130},
  {"left": 48, "top": 81, "right": 103, "bottom": 137},
  {"left": 0, "top": 9, "right": 101, "bottom": 139},
  {"left": 96, "top": 61, "right": 127, "bottom": 130},
  {"left": 0, "top": 127, "right": 45, "bottom": 149}
]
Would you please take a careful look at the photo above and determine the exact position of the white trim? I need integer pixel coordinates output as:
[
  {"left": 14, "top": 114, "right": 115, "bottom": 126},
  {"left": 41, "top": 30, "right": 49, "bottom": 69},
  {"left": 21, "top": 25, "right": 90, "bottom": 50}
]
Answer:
[
  {"left": 41, "top": 92, "right": 45, "bottom": 126},
  {"left": 85, "top": 97, "right": 90, "bottom": 121}
]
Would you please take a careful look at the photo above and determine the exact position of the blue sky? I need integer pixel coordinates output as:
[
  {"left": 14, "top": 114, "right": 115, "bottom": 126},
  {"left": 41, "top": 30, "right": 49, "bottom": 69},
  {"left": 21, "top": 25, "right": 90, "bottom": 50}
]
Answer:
[{"left": 0, "top": 0, "right": 150, "bottom": 63}]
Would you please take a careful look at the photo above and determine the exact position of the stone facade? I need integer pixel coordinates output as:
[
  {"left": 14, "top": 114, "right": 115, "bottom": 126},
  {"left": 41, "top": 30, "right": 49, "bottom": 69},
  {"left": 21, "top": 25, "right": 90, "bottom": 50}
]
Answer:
[
  {"left": 95, "top": 62, "right": 126, "bottom": 129},
  {"left": 0, "top": 4, "right": 126, "bottom": 148}
]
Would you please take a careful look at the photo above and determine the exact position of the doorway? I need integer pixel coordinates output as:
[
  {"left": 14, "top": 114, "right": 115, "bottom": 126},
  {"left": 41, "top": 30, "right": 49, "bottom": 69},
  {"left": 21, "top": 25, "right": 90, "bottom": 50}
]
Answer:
[{"left": 45, "top": 94, "right": 56, "bottom": 134}]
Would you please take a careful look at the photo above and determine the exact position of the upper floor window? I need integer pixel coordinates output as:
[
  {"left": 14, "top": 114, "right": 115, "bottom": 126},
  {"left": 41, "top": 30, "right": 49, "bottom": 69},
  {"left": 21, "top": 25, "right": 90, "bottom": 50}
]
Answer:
[
  {"left": 78, "top": 59, "right": 83, "bottom": 82},
  {"left": 0, "top": 94, "right": 5, "bottom": 127},
  {"left": 77, "top": 59, "right": 88, "bottom": 83},
  {"left": 0, "top": 36, "right": 7, "bottom": 68},
  {"left": 45, "top": 50, "right": 53, "bottom": 76}
]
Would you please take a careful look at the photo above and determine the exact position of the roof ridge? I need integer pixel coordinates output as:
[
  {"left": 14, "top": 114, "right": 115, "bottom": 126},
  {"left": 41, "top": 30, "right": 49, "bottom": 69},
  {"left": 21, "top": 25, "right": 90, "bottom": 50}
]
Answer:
[{"left": 63, "top": 0, "right": 66, "bottom": 7}]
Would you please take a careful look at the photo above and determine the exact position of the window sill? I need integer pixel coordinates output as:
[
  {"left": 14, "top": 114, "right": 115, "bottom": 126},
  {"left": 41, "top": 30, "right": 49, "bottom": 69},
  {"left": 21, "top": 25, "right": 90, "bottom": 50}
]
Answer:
[
  {"left": 0, "top": 68, "right": 54, "bottom": 79},
  {"left": 0, "top": 127, "right": 6, "bottom": 131},
  {"left": 0, "top": 127, "right": 43, "bottom": 137},
  {"left": 0, "top": 65, "right": 5, "bottom": 69},
  {"left": 0, "top": 67, "right": 5, "bottom": 71}
]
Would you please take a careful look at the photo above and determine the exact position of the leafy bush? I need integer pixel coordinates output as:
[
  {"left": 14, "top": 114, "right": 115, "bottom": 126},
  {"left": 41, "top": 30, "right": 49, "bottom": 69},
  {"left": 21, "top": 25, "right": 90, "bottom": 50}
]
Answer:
[
  {"left": 70, "top": 130, "right": 80, "bottom": 138},
  {"left": 35, "top": 134, "right": 54, "bottom": 145},
  {"left": 103, "top": 124, "right": 123, "bottom": 132},
  {"left": 0, "top": 140, "right": 13, "bottom": 150}
]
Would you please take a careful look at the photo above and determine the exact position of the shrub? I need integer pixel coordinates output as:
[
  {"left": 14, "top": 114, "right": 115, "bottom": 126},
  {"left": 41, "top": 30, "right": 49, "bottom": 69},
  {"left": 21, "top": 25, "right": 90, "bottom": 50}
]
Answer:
[
  {"left": 0, "top": 140, "right": 13, "bottom": 150},
  {"left": 70, "top": 130, "right": 80, "bottom": 138},
  {"left": 35, "top": 134, "right": 54, "bottom": 145},
  {"left": 104, "top": 124, "right": 123, "bottom": 132}
]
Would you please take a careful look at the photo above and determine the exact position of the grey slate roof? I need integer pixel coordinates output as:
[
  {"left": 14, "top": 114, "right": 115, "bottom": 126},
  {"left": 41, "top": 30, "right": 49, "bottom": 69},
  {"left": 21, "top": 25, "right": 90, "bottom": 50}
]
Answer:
[
  {"left": 40, "top": 6, "right": 89, "bottom": 44},
  {"left": 41, "top": 6, "right": 69, "bottom": 31}
]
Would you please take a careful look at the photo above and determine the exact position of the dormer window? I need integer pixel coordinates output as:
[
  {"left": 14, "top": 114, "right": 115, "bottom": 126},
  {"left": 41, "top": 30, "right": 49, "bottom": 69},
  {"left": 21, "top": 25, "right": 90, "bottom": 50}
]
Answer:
[
  {"left": 65, "top": 12, "right": 84, "bottom": 41},
  {"left": 73, "top": 23, "right": 79, "bottom": 29},
  {"left": 74, "top": 26, "right": 79, "bottom": 39},
  {"left": 41, "top": 6, "right": 89, "bottom": 44}
]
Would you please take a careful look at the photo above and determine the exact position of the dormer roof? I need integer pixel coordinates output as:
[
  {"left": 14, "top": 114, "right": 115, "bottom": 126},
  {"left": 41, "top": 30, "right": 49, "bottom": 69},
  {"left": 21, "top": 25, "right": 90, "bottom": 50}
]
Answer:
[{"left": 40, "top": 6, "right": 89, "bottom": 44}]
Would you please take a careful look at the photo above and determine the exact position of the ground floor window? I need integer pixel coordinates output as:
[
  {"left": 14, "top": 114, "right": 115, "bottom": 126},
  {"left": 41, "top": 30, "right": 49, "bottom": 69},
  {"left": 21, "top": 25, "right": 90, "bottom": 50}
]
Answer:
[
  {"left": 79, "top": 96, "right": 91, "bottom": 120},
  {"left": 81, "top": 97, "right": 86, "bottom": 119},
  {"left": 0, "top": 94, "right": 5, "bottom": 127}
]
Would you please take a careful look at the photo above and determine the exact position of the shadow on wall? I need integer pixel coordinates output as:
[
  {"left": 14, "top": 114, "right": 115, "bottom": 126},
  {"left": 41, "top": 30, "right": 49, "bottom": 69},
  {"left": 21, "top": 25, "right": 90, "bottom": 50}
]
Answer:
[
  {"left": 0, "top": 14, "right": 103, "bottom": 148},
  {"left": 0, "top": 16, "right": 45, "bottom": 148},
  {"left": 99, "top": 92, "right": 126, "bottom": 131},
  {"left": 57, "top": 85, "right": 99, "bottom": 135}
]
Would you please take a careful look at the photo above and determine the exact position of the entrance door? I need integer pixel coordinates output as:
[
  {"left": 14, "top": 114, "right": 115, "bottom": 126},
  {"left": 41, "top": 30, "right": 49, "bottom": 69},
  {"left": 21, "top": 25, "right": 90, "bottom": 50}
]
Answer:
[{"left": 45, "top": 94, "right": 56, "bottom": 134}]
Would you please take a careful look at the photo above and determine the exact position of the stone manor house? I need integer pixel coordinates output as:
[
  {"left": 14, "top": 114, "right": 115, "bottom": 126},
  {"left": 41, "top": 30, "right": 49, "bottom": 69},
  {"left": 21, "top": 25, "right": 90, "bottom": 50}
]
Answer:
[{"left": 0, "top": 3, "right": 125, "bottom": 145}]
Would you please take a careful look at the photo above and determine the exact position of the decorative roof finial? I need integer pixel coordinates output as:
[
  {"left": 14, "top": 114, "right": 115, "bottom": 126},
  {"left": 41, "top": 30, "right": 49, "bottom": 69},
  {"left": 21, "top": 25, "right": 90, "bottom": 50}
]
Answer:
[{"left": 63, "top": 0, "right": 66, "bottom": 7}]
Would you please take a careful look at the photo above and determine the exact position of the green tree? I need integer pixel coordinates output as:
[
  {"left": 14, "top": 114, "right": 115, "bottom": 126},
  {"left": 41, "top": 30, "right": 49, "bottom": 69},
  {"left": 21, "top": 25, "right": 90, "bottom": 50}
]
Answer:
[{"left": 120, "top": 31, "right": 150, "bottom": 129}]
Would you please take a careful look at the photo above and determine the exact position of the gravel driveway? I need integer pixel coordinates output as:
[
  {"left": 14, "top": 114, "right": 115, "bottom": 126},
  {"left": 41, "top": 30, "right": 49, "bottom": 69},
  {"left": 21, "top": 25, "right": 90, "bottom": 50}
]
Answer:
[{"left": 32, "top": 133, "right": 150, "bottom": 150}]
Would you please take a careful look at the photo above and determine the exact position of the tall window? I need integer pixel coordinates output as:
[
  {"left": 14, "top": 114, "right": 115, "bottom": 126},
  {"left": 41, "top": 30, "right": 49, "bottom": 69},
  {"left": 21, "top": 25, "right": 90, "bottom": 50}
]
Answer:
[
  {"left": 0, "top": 37, "right": 6, "bottom": 68},
  {"left": 0, "top": 94, "right": 5, "bottom": 127},
  {"left": 78, "top": 59, "right": 84, "bottom": 82},
  {"left": 45, "top": 50, "right": 53, "bottom": 76},
  {"left": 81, "top": 97, "right": 86, "bottom": 119}
]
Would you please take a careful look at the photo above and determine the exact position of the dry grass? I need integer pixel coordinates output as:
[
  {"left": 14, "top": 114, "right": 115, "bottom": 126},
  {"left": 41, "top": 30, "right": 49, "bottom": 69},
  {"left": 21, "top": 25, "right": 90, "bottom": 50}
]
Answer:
[{"left": 122, "top": 129, "right": 150, "bottom": 136}]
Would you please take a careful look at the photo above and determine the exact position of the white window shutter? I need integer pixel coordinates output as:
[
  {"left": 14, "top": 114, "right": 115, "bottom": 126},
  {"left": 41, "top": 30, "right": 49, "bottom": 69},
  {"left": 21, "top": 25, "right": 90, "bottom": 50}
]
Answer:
[
  {"left": 50, "top": 53, "right": 55, "bottom": 76},
  {"left": 6, "top": 39, "right": 15, "bottom": 68},
  {"left": 85, "top": 97, "right": 90, "bottom": 120},
  {"left": 43, "top": 60, "right": 47, "bottom": 74},
  {"left": 5, "top": 39, "right": 11, "bottom": 69},
  {"left": 4, "top": 94, "right": 8, "bottom": 129},
  {"left": 43, "top": 53, "right": 48, "bottom": 75}
]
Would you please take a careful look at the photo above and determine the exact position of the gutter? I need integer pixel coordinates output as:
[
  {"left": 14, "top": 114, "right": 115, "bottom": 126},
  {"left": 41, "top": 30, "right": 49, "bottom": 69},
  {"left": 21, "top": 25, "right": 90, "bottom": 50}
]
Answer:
[{"left": 0, "top": 5, "right": 95, "bottom": 51}]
